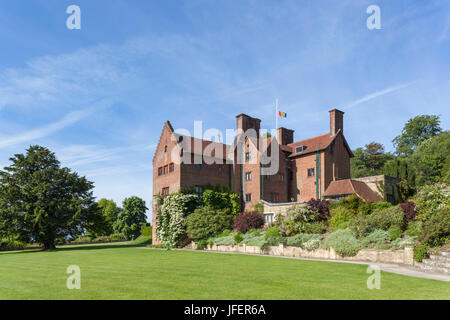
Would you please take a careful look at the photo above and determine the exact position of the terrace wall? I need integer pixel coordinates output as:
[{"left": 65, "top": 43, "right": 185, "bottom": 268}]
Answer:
[{"left": 194, "top": 243, "right": 414, "bottom": 266}]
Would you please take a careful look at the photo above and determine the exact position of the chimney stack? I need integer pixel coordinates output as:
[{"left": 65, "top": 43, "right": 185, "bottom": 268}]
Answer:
[
  {"left": 236, "top": 114, "right": 261, "bottom": 136},
  {"left": 277, "top": 127, "right": 294, "bottom": 145},
  {"left": 329, "top": 109, "right": 344, "bottom": 136}
]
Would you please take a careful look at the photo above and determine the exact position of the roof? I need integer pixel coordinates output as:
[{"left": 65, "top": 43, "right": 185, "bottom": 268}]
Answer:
[
  {"left": 288, "top": 132, "right": 335, "bottom": 156},
  {"left": 324, "top": 179, "right": 383, "bottom": 202}
]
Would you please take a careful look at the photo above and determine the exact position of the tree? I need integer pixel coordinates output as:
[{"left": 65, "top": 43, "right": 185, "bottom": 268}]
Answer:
[
  {"left": 409, "top": 131, "right": 450, "bottom": 186},
  {"left": 98, "top": 198, "right": 120, "bottom": 235},
  {"left": 350, "top": 142, "right": 394, "bottom": 178},
  {"left": 0, "top": 146, "right": 99, "bottom": 250},
  {"left": 393, "top": 115, "right": 442, "bottom": 156},
  {"left": 383, "top": 158, "right": 416, "bottom": 198},
  {"left": 113, "top": 196, "right": 148, "bottom": 240}
]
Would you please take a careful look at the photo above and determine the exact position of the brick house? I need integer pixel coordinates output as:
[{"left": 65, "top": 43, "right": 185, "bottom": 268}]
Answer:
[{"left": 152, "top": 109, "right": 362, "bottom": 243}]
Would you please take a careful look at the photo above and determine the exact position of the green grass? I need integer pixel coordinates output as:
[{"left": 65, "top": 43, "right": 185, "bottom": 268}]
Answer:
[{"left": 0, "top": 242, "right": 448, "bottom": 300}]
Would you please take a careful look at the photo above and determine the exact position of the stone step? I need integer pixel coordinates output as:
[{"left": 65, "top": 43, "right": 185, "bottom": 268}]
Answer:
[
  {"left": 430, "top": 255, "right": 450, "bottom": 263},
  {"left": 438, "top": 251, "right": 450, "bottom": 257},
  {"left": 422, "top": 258, "right": 450, "bottom": 269},
  {"left": 415, "top": 261, "right": 450, "bottom": 274}
]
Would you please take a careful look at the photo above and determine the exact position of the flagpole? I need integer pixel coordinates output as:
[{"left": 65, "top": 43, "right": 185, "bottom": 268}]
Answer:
[{"left": 275, "top": 97, "right": 279, "bottom": 130}]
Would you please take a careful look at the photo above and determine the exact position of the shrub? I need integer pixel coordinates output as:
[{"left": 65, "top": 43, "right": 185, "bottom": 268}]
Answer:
[
  {"left": 414, "top": 183, "right": 449, "bottom": 221},
  {"left": 388, "top": 225, "right": 403, "bottom": 241},
  {"left": 361, "top": 229, "right": 390, "bottom": 248},
  {"left": 253, "top": 202, "right": 264, "bottom": 213},
  {"left": 307, "top": 199, "right": 330, "bottom": 221},
  {"left": 277, "top": 205, "right": 320, "bottom": 236},
  {"left": 233, "top": 211, "right": 264, "bottom": 234},
  {"left": 323, "top": 229, "right": 361, "bottom": 256},
  {"left": 147, "top": 244, "right": 167, "bottom": 249},
  {"left": 371, "top": 202, "right": 392, "bottom": 211},
  {"left": 400, "top": 201, "right": 418, "bottom": 223},
  {"left": 217, "top": 229, "right": 231, "bottom": 237},
  {"left": 265, "top": 236, "right": 286, "bottom": 246},
  {"left": 329, "top": 207, "right": 353, "bottom": 230},
  {"left": 405, "top": 221, "right": 422, "bottom": 237},
  {"left": 213, "top": 235, "right": 235, "bottom": 245},
  {"left": 234, "top": 233, "right": 243, "bottom": 244},
  {"left": 286, "top": 234, "right": 323, "bottom": 250},
  {"left": 196, "top": 239, "right": 208, "bottom": 250},
  {"left": 349, "top": 213, "right": 371, "bottom": 238},
  {"left": 366, "top": 206, "right": 405, "bottom": 231},
  {"left": 242, "top": 231, "right": 266, "bottom": 247},
  {"left": 414, "top": 244, "right": 429, "bottom": 262},
  {"left": 302, "top": 221, "right": 328, "bottom": 234},
  {"left": 141, "top": 224, "right": 152, "bottom": 237},
  {"left": 0, "top": 239, "right": 26, "bottom": 250},
  {"left": 264, "top": 226, "right": 280, "bottom": 240},
  {"left": 421, "top": 207, "right": 450, "bottom": 247},
  {"left": 390, "top": 236, "right": 418, "bottom": 249},
  {"left": 185, "top": 206, "right": 234, "bottom": 241}
]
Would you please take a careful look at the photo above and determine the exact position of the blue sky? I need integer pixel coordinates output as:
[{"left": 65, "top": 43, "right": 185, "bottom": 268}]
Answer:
[{"left": 0, "top": 0, "right": 449, "bottom": 220}]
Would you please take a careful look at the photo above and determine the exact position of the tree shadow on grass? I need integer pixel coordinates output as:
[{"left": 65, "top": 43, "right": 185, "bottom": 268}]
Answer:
[{"left": 0, "top": 242, "right": 144, "bottom": 256}]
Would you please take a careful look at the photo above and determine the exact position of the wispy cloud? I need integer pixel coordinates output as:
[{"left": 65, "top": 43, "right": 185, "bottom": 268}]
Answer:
[
  {"left": 343, "top": 82, "right": 416, "bottom": 110},
  {"left": 0, "top": 108, "right": 92, "bottom": 149}
]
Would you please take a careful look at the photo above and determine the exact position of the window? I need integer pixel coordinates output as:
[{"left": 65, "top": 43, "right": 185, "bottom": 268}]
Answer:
[
  {"left": 264, "top": 213, "right": 274, "bottom": 224},
  {"left": 245, "top": 152, "right": 251, "bottom": 162},
  {"left": 296, "top": 145, "right": 307, "bottom": 153},
  {"left": 245, "top": 193, "right": 252, "bottom": 202},
  {"left": 164, "top": 145, "right": 168, "bottom": 152},
  {"left": 169, "top": 163, "right": 174, "bottom": 172},
  {"left": 162, "top": 187, "right": 170, "bottom": 198},
  {"left": 164, "top": 165, "right": 168, "bottom": 174},
  {"left": 307, "top": 168, "right": 315, "bottom": 177},
  {"left": 158, "top": 167, "right": 163, "bottom": 176},
  {"left": 245, "top": 172, "right": 252, "bottom": 181}
]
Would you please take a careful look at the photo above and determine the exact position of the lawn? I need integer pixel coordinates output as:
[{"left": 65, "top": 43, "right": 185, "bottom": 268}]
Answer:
[{"left": 0, "top": 242, "right": 448, "bottom": 300}]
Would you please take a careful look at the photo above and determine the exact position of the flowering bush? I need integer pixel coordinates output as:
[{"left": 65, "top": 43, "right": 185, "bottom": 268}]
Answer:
[
  {"left": 156, "top": 193, "right": 199, "bottom": 246},
  {"left": 233, "top": 211, "right": 264, "bottom": 234}
]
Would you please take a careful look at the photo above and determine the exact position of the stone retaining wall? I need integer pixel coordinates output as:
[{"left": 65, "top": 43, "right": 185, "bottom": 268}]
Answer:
[{"left": 195, "top": 243, "right": 414, "bottom": 265}]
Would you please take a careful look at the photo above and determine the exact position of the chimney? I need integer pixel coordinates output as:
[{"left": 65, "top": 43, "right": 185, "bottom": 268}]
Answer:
[
  {"left": 277, "top": 127, "right": 294, "bottom": 145},
  {"left": 236, "top": 114, "right": 261, "bottom": 136},
  {"left": 329, "top": 109, "right": 344, "bottom": 136}
]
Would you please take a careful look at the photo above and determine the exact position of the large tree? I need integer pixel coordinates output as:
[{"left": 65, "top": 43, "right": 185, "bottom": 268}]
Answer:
[
  {"left": 0, "top": 146, "right": 99, "bottom": 250},
  {"left": 87, "top": 198, "right": 120, "bottom": 237},
  {"left": 393, "top": 115, "right": 442, "bottom": 156},
  {"left": 409, "top": 131, "right": 450, "bottom": 186},
  {"left": 350, "top": 142, "right": 394, "bottom": 178},
  {"left": 113, "top": 196, "right": 148, "bottom": 240}
]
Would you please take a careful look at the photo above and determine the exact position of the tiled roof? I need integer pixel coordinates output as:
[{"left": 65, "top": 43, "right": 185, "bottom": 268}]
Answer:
[
  {"left": 324, "top": 179, "right": 383, "bottom": 202},
  {"left": 287, "top": 133, "right": 335, "bottom": 155}
]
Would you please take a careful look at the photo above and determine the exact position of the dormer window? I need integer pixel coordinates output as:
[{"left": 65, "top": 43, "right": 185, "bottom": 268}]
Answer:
[{"left": 296, "top": 145, "right": 307, "bottom": 153}]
